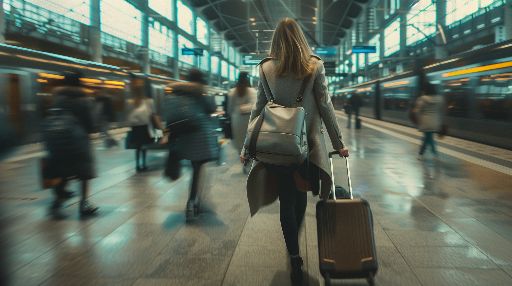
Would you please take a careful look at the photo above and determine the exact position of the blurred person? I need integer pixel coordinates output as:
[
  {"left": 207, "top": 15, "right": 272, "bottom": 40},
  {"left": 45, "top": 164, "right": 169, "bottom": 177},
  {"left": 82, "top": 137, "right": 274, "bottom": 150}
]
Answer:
[
  {"left": 0, "top": 112, "right": 17, "bottom": 161},
  {"left": 227, "top": 72, "right": 257, "bottom": 174},
  {"left": 126, "top": 76, "right": 163, "bottom": 172},
  {"left": 240, "top": 18, "right": 348, "bottom": 285},
  {"left": 94, "top": 91, "right": 118, "bottom": 148},
  {"left": 165, "top": 69, "right": 218, "bottom": 221},
  {"left": 412, "top": 73, "right": 444, "bottom": 160},
  {"left": 43, "top": 71, "right": 98, "bottom": 218},
  {"left": 347, "top": 93, "right": 362, "bottom": 129}
]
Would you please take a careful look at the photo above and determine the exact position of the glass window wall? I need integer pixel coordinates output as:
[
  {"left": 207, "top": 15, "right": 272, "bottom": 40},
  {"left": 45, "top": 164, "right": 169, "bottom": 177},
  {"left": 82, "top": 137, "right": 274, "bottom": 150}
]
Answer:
[
  {"left": 102, "top": 0, "right": 142, "bottom": 45},
  {"left": 149, "top": 19, "right": 174, "bottom": 58},
  {"left": 211, "top": 56, "right": 220, "bottom": 74},
  {"left": 221, "top": 60, "right": 228, "bottom": 78},
  {"left": 446, "top": 0, "right": 504, "bottom": 25},
  {"left": 368, "top": 34, "right": 380, "bottom": 64},
  {"left": 407, "top": 0, "right": 436, "bottom": 46},
  {"left": 178, "top": 35, "right": 194, "bottom": 65},
  {"left": 177, "top": 0, "right": 194, "bottom": 35},
  {"left": 149, "top": 0, "right": 173, "bottom": 21},
  {"left": 21, "top": 0, "right": 90, "bottom": 24},
  {"left": 229, "top": 65, "right": 236, "bottom": 81},
  {"left": 384, "top": 18, "right": 400, "bottom": 57},
  {"left": 196, "top": 17, "right": 209, "bottom": 45},
  {"left": 199, "top": 51, "right": 210, "bottom": 71}
]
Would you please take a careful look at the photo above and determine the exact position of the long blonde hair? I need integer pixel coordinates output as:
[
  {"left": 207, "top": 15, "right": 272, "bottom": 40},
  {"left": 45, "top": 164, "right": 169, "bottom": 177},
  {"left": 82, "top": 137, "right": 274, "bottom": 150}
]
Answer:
[{"left": 269, "top": 18, "right": 313, "bottom": 78}]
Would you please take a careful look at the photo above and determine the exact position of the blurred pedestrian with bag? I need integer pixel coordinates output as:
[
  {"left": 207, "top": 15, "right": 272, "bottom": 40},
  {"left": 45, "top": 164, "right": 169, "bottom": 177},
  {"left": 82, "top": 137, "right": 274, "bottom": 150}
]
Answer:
[
  {"left": 164, "top": 69, "right": 219, "bottom": 221},
  {"left": 126, "top": 75, "right": 163, "bottom": 172},
  {"left": 42, "top": 71, "right": 99, "bottom": 218},
  {"left": 240, "top": 18, "right": 348, "bottom": 285},
  {"left": 227, "top": 72, "right": 256, "bottom": 174}
]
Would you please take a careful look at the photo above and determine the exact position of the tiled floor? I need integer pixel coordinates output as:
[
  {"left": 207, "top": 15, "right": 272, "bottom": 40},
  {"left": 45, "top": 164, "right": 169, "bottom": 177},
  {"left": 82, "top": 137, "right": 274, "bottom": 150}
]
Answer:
[{"left": 1, "top": 116, "right": 511, "bottom": 286}]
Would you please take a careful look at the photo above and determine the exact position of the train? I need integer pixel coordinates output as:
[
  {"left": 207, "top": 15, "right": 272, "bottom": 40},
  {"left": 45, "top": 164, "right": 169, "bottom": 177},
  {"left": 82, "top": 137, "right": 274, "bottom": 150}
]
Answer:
[
  {"left": 333, "top": 40, "right": 512, "bottom": 150},
  {"left": 0, "top": 43, "right": 225, "bottom": 144}
]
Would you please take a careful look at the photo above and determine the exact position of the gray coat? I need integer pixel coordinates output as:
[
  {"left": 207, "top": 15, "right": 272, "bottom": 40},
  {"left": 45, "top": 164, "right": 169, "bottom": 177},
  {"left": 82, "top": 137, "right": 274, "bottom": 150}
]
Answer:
[
  {"left": 227, "top": 87, "right": 257, "bottom": 153},
  {"left": 244, "top": 56, "right": 345, "bottom": 215},
  {"left": 166, "top": 82, "right": 219, "bottom": 162},
  {"left": 414, "top": 95, "right": 444, "bottom": 132}
]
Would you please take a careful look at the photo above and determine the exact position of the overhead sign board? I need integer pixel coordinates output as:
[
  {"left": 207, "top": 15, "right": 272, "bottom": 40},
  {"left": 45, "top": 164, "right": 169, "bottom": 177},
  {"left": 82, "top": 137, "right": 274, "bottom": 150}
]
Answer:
[
  {"left": 181, "top": 48, "right": 204, "bottom": 56},
  {"left": 242, "top": 54, "right": 266, "bottom": 65},
  {"left": 352, "top": 45, "right": 377, "bottom": 53},
  {"left": 315, "top": 46, "right": 338, "bottom": 57}
]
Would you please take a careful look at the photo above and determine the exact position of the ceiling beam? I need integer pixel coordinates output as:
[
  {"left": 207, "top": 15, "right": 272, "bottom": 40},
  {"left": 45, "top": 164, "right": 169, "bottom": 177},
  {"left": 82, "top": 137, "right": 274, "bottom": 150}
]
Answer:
[
  {"left": 205, "top": 0, "right": 253, "bottom": 51},
  {"left": 327, "top": 0, "right": 355, "bottom": 45}
]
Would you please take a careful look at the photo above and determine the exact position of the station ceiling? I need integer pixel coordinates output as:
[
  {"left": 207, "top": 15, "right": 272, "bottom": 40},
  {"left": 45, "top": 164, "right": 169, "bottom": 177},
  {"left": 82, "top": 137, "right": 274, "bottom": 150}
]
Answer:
[{"left": 188, "top": 0, "right": 369, "bottom": 53}]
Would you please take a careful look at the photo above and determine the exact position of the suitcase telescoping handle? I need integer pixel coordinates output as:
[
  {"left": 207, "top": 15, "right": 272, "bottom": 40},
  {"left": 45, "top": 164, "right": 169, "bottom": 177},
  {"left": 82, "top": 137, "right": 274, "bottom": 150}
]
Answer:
[{"left": 328, "top": 151, "right": 353, "bottom": 200}]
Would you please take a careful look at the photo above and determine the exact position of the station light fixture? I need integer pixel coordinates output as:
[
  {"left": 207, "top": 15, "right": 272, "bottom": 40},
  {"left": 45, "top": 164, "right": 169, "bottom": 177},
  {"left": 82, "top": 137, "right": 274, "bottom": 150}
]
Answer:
[
  {"left": 38, "top": 72, "right": 64, "bottom": 80},
  {"left": 442, "top": 61, "right": 512, "bottom": 78}
]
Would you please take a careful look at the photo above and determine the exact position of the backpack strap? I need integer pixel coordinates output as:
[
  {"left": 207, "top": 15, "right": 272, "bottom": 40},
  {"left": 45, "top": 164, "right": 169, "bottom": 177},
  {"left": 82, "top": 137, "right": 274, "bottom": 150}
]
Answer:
[{"left": 259, "top": 64, "right": 311, "bottom": 104}]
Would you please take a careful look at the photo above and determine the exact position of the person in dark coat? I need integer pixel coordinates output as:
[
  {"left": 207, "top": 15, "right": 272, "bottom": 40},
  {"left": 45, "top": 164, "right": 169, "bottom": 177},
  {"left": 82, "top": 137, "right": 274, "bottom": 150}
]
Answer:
[
  {"left": 166, "top": 69, "right": 218, "bottom": 221},
  {"left": 347, "top": 93, "right": 362, "bottom": 129},
  {"left": 47, "top": 71, "right": 99, "bottom": 218}
]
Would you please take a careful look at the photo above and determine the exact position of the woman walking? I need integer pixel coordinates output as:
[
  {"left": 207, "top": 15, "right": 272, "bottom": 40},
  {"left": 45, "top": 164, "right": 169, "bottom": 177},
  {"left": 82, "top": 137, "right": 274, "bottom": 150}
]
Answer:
[
  {"left": 45, "top": 71, "right": 99, "bottom": 218},
  {"left": 227, "top": 72, "right": 257, "bottom": 173},
  {"left": 126, "top": 76, "right": 162, "bottom": 172},
  {"left": 240, "top": 18, "right": 348, "bottom": 285},
  {"left": 413, "top": 74, "right": 444, "bottom": 160},
  {"left": 166, "top": 69, "right": 219, "bottom": 221}
]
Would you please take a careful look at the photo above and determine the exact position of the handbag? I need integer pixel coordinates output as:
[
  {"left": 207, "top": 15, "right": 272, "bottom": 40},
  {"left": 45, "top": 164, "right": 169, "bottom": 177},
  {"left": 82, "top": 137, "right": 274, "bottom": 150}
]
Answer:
[
  {"left": 124, "top": 130, "right": 136, "bottom": 149},
  {"left": 245, "top": 66, "right": 310, "bottom": 166},
  {"left": 40, "top": 157, "right": 62, "bottom": 189}
]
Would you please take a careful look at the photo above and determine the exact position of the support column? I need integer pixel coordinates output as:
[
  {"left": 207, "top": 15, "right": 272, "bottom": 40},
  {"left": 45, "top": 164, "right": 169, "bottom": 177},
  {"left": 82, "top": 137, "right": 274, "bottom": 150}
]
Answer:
[
  {"left": 360, "top": 8, "right": 369, "bottom": 80},
  {"left": 505, "top": 0, "right": 512, "bottom": 41},
  {"left": 0, "top": 0, "right": 6, "bottom": 44},
  {"left": 89, "top": 0, "right": 102, "bottom": 63},
  {"left": 141, "top": 0, "right": 150, "bottom": 74},
  {"left": 172, "top": 0, "right": 179, "bottom": 79},
  {"left": 316, "top": 0, "right": 323, "bottom": 45},
  {"left": 378, "top": 1, "right": 386, "bottom": 77},
  {"left": 398, "top": 1, "right": 408, "bottom": 72},
  {"left": 435, "top": 0, "right": 448, "bottom": 60}
]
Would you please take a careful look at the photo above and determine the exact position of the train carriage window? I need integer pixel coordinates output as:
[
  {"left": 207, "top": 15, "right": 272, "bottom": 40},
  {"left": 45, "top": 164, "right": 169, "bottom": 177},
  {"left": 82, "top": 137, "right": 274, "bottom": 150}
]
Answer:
[
  {"left": 382, "top": 82, "right": 413, "bottom": 111},
  {"left": 442, "top": 79, "right": 471, "bottom": 118},
  {"left": 476, "top": 75, "right": 512, "bottom": 121}
]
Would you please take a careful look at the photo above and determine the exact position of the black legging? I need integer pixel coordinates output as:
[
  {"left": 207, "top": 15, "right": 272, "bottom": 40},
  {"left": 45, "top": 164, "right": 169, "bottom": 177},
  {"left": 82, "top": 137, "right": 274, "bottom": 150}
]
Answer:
[
  {"left": 271, "top": 166, "right": 308, "bottom": 256},
  {"left": 189, "top": 160, "right": 208, "bottom": 204},
  {"left": 135, "top": 148, "right": 147, "bottom": 168}
]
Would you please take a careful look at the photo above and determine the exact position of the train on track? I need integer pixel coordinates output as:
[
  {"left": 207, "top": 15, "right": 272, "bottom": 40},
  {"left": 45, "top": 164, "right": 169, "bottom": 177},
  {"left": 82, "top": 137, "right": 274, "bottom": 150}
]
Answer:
[
  {"left": 0, "top": 43, "right": 224, "bottom": 144},
  {"left": 333, "top": 40, "right": 512, "bottom": 150}
]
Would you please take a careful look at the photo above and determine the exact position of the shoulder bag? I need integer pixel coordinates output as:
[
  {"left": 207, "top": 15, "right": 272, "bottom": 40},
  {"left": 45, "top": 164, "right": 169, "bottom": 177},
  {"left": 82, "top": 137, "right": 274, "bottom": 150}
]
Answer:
[{"left": 245, "top": 66, "right": 310, "bottom": 166}]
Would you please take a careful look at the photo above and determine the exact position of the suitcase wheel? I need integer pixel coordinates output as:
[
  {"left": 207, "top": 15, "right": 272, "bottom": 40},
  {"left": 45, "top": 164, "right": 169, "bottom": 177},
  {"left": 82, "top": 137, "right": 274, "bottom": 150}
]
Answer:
[{"left": 367, "top": 274, "right": 375, "bottom": 286}]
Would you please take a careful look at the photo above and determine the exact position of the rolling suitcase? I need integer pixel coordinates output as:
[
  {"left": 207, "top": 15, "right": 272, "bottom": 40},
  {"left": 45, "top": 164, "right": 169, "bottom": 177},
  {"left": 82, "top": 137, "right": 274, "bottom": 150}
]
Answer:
[{"left": 316, "top": 151, "right": 378, "bottom": 286}]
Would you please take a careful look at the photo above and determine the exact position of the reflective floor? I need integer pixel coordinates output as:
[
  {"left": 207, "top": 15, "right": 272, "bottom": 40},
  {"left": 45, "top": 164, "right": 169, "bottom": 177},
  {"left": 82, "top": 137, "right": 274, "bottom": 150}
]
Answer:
[{"left": 1, "top": 116, "right": 511, "bottom": 286}]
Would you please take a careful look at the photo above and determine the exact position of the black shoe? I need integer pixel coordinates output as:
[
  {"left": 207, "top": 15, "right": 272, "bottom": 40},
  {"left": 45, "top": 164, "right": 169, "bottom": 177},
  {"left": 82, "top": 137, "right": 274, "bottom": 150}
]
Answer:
[
  {"left": 290, "top": 256, "right": 304, "bottom": 286},
  {"left": 185, "top": 201, "right": 196, "bottom": 222},
  {"left": 60, "top": 190, "right": 75, "bottom": 199},
  {"left": 49, "top": 200, "right": 68, "bottom": 219},
  {"left": 80, "top": 200, "right": 99, "bottom": 217}
]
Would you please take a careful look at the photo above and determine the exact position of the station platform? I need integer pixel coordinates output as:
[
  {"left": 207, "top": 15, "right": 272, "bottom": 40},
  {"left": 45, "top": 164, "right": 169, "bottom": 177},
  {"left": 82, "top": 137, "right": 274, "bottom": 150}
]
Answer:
[{"left": 1, "top": 115, "right": 512, "bottom": 286}]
